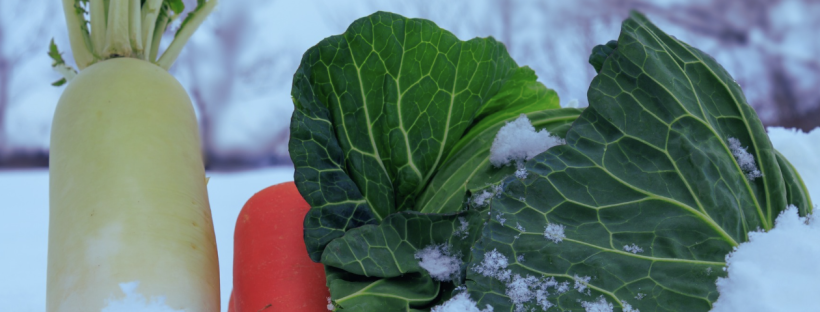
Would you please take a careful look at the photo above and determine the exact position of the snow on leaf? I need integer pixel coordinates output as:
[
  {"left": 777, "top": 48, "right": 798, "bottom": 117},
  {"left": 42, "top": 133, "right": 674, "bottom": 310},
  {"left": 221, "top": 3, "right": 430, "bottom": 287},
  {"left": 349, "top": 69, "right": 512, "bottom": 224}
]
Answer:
[
  {"left": 623, "top": 244, "right": 643, "bottom": 254},
  {"left": 431, "top": 292, "right": 495, "bottom": 312},
  {"left": 415, "top": 244, "right": 463, "bottom": 282},
  {"left": 728, "top": 137, "right": 763, "bottom": 180},
  {"left": 472, "top": 249, "right": 512, "bottom": 282},
  {"left": 580, "top": 296, "right": 613, "bottom": 312},
  {"left": 489, "top": 114, "right": 564, "bottom": 168},
  {"left": 544, "top": 223, "right": 566, "bottom": 243}
]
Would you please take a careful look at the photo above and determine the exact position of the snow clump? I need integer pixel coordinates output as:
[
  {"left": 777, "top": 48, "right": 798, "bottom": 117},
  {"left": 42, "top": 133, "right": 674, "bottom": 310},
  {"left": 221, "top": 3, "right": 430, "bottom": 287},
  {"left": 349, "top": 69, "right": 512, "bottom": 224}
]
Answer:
[
  {"left": 431, "top": 291, "right": 494, "bottom": 312},
  {"left": 544, "top": 223, "right": 566, "bottom": 243},
  {"left": 727, "top": 137, "right": 762, "bottom": 180},
  {"left": 623, "top": 244, "right": 643, "bottom": 254},
  {"left": 101, "top": 281, "right": 183, "bottom": 312},
  {"left": 710, "top": 205, "right": 820, "bottom": 312},
  {"left": 580, "top": 296, "right": 613, "bottom": 312},
  {"left": 415, "top": 244, "right": 462, "bottom": 282},
  {"left": 489, "top": 114, "right": 564, "bottom": 168}
]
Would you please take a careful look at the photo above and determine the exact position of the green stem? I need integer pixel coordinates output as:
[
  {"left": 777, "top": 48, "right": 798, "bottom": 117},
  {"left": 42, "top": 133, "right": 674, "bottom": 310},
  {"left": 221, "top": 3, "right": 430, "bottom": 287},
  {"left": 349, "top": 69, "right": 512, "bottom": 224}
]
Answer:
[
  {"left": 90, "top": 0, "right": 106, "bottom": 57},
  {"left": 149, "top": 7, "right": 169, "bottom": 62},
  {"left": 103, "top": 0, "right": 131, "bottom": 57},
  {"left": 140, "top": 0, "right": 163, "bottom": 61},
  {"left": 61, "top": 0, "right": 95, "bottom": 69},
  {"left": 157, "top": 0, "right": 218, "bottom": 70},
  {"left": 129, "top": 0, "right": 143, "bottom": 55}
]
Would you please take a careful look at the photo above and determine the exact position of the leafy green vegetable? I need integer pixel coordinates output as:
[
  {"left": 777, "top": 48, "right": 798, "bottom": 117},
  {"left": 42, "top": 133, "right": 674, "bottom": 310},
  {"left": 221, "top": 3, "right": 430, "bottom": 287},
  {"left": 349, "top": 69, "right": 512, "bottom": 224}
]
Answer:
[
  {"left": 464, "top": 11, "right": 812, "bottom": 311},
  {"left": 289, "top": 11, "right": 560, "bottom": 263},
  {"left": 290, "top": 10, "right": 811, "bottom": 312}
]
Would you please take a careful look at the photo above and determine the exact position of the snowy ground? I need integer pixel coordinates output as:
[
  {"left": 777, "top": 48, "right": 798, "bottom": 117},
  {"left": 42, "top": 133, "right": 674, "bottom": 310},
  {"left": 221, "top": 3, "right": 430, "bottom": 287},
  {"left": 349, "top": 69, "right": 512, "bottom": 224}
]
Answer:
[
  {"left": 0, "top": 166, "right": 294, "bottom": 312},
  {"left": 0, "top": 127, "right": 817, "bottom": 312}
]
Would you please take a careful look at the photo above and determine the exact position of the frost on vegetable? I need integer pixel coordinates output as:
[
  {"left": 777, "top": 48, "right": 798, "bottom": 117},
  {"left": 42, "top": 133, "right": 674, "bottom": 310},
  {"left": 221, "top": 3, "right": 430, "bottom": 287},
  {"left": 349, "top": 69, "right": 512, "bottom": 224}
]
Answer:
[
  {"left": 472, "top": 249, "right": 512, "bottom": 282},
  {"left": 622, "top": 244, "right": 643, "bottom": 254},
  {"left": 573, "top": 275, "right": 592, "bottom": 295},
  {"left": 543, "top": 223, "right": 566, "bottom": 243},
  {"left": 711, "top": 205, "right": 820, "bottom": 312},
  {"left": 101, "top": 281, "right": 182, "bottom": 312},
  {"left": 415, "top": 244, "right": 463, "bottom": 282},
  {"left": 489, "top": 114, "right": 565, "bottom": 177},
  {"left": 431, "top": 292, "right": 494, "bottom": 312},
  {"left": 580, "top": 296, "right": 613, "bottom": 312},
  {"left": 727, "top": 137, "right": 763, "bottom": 180}
]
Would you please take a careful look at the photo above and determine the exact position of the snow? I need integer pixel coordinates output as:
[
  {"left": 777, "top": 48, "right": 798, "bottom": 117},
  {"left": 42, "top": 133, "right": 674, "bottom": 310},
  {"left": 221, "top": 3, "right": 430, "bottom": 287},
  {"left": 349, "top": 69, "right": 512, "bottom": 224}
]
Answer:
[
  {"left": 710, "top": 205, "right": 820, "bottom": 312},
  {"left": 580, "top": 296, "right": 613, "bottom": 312},
  {"left": 471, "top": 190, "right": 495, "bottom": 207},
  {"left": 414, "top": 244, "right": 462, "bottom": 282},
  {"left": 573, "top": 275, "right": 592, "bottom": 295},
  {"left": 431, "top": 291, "right": 494, "bottom": 312},
  {"left": 326, "top": 297, "right": 334, "bottom": 311},
  {"left": 727, "top": 137, "right": 763, "bottom": 180},
  {"left": 472, "top": 249, "right": 512, "bottom": 282},
  {"left": 767, "top": 127, "right": 820, "bottom": 205},
  {"left": 453, "top": 217, "right": 470, "bottom": 239},
  {"left": 544, "top": 223, "right": 566, "bottom": 243},
  {"left": 489, "top": 114, "right": 564, "bottom": 168},
  {"left": 101, "top": 281, "right": 182, "bottom": 312},
  {"left": 623, "top": 244, "right": 643, "bottom": 254},
  {"left": 0, "top": 166, "right": 294, "bottom": 312}
]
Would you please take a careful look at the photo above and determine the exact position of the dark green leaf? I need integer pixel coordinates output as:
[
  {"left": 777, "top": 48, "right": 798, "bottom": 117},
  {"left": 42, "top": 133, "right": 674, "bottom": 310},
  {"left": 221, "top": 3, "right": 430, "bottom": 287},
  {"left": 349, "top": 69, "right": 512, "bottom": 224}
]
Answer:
[
  {"left": 327, "top": 267, "right": 439, "bottom": 311},
  {"left": 466, "top": 11, "right": 796, "bottom": 311},
  {"left": 291, "top": 11, "right": 532, "bottom": 261},
  {"left": 417, "top": 108, "right": 581, "bottom": 214},
  {"left": 51, "top": 78, "right": 68, "bottom": 87},
  {"left": 322, "top": 210, "right": 482, "bottom": 278},
  {"left": 588, "top": 40, "right": 617, "bottom": 74},
  {"left": 775, "top": 150, "right": 812, "bottom": 215}
]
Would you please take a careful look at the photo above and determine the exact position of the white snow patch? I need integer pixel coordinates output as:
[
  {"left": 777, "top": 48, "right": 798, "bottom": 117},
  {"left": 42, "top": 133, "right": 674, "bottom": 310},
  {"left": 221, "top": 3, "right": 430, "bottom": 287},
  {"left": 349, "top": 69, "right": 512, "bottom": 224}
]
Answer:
[
  {"left": 767, "top": 127, "right": 820, "bottom": 205},
  {"left": 472, "top": 249, "right": 512, "bottom": 282},
  {"left": 710, "top": 205, "right": 820, "bottom": 312},
  {"left": 544, "top": 223, "right": 566, "bottom": 243},
  {"left": 505, "top": 274, "right": 560, "bottom": 312},
  {"left": 102, "top": 281, "right": 183, "bottom": 312},
  {"left": 573, "top": 275, "right": 592, "bottom": 295},
  {"left": 515, "top": 222, "right": 526, "bottom": 232},
  {"left": 431, "top": 291, "right": 494, "bottom": 312},
  {"left": 472, "top": 190, "right": 495, "bottom": 207},
  {"left": 453, "top": 217, "right": 470, "bottom": 239},
  {"left": 327, "top": 297, "right": 334, "bottom": 311},
  {"left": 580, "top": 296, "right": 613, "bottom": 312},
  {"left": 495, "top": 213, "right": 507, "bottom": 226},
  {"left": 623, "top": 244, "right": 643, "bottom": 254},
  {"left": 415, "top": 244, "right": 462, "bottom": 282},
  {"left": 727, "top": 137, "right": 763, "bottom": 180},
  {"left": 621, "top": 300, "right": 640, "bottom": 312},
  {"left": 635, "top": 293, "right": 646, "bottom": 300},
  {"left": 489, "top": 114, "right": 564, "bottom": 168}
]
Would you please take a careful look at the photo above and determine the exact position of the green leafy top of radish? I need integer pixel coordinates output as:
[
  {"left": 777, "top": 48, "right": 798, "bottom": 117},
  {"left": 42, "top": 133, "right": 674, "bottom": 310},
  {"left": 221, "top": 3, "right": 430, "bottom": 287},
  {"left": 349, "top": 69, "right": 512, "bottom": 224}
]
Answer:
[{"left": 49, "top": 0, "right": 216, "bottom": 86}]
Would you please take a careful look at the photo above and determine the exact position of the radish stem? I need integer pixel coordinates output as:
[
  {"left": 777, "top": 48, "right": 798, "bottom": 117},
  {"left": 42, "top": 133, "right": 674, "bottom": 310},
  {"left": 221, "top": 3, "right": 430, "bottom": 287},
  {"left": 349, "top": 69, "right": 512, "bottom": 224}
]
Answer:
[
  {"left": 61, "top": 0, "right": 94, "bottom": 69},
  {"left": 104, "top": 0, "right": 131, "bottom": 57},
  {"left": 149, "top": 7, "right": 169, "bottom": 62},
  {"left": 158, "top": 0, "right": 218, "bottom": 70},
  {"left": 90, "top": 0, "right": 106, "bottom": 57},
  {"left": 140, "top": 0, "right": 163, "bottom": 61},
  {"left": 129, "top": 0, "right": 143, "bottom": 56}
]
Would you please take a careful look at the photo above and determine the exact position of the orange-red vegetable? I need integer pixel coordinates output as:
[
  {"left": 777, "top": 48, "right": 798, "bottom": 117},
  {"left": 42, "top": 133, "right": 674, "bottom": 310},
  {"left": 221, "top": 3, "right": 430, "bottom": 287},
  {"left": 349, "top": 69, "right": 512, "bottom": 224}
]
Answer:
[{"left": 232, "top": 182, "right": 329, "bottom": 311}]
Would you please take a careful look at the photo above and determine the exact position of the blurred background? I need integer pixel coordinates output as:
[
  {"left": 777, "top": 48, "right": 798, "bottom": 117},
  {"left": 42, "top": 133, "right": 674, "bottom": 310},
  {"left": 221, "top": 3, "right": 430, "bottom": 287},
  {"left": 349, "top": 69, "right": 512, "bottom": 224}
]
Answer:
[{"left": 1, "top": 0, "right": 818, "bottom": 170}]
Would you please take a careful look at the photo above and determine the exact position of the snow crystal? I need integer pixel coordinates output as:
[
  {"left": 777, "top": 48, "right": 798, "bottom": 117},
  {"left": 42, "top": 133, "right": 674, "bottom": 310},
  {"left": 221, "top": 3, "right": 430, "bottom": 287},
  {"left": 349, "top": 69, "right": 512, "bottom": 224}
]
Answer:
[
  {"left": 453, "top": 217, "right": 470, "bottom": 239},
  {"left": 415, "top": 244, "right": 462, "bottom": 282},
  {"left": 472, "top": 249, "right": 512, "bottom": 282},
  {"left": 767, "top": 127, "right": 820, "bottom": 205},
  {"left": 544, "top": 223, "right": 566, "bottom": 243},
  {"left": 504, "top": 275, "right": 559, "bottom": 312},
  {"left": 580, "top": 296, "right": 613, "bottom": 312},
  {"left": 472, "top": 190, "right": 495, "bottom": 207},
  {"left": 556, "top": 281, "right": 570, "bottom": 294},
  {"left": 517, "top": 254, "right": 525, "bottom": 263},
  {"left": 710, "top": 205, "right": 820, "bottom": 312},
  {"left": 727, "top": 137, "right": 762, "bottom": 180},
  {"left": 623, "top": 244, "right": 643, "bottom": 254},
  {"left": 515, "top": 166, "right": 528, "bottom": 179},
  {"left": 573, "top": 275, "right": 592, "bottom": 295},
  {"left": 489, "top": 114, "right": 564, "bottom": 168},
  {"left": 496, "top": 213, "right": 507, "bottom": 226},
  {"left": 101, "top": 281, "right": 183, "bottom": 312},
  {"left": 327, "top": 297, "right": 334, "bottom": 311},
  {"left": 431, "top": 291, "right": 494, "bottom": 312},
  {"left": 515, "top": 222, "right": 526, "bottom": 232},
  {"left": 621, "top": 300, "right": 640, "bottom": 312},
  {"left": 634, "top": 293, "right": 646, "bottom": 300}
]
